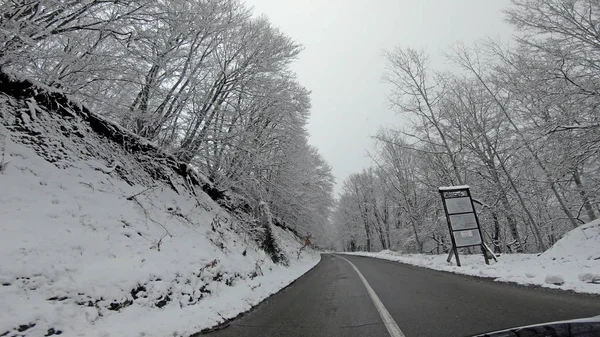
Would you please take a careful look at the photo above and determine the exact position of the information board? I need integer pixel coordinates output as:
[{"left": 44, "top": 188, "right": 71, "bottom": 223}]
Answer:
[
  {"left": 439, "top": 186, "right": 490, "bottom": 266},
  {"left": 449, "top": 213, "right": 478, "bottom": 231},
  {"left": 444, "top": 197, "right": 474, "bottom": 214},
  {"left": 453, "top": 229, "right": 482, "bottom": 247}
]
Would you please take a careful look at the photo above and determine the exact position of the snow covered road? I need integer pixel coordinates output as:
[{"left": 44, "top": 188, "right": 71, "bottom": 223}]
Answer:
[{"left": 202, "top": 254, "right": 600, "bottom": 337}]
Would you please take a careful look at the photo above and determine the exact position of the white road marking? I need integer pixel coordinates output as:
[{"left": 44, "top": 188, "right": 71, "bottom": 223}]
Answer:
[{"left": 335, "top": 254, "right": 406, "bottom": 337}]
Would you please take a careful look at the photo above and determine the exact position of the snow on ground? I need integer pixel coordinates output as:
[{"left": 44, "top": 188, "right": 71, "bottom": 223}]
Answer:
[
  {"left": 345, "top": 221, "right": 600, "bottom": 294},
  {"left": 0, "top": 94, "right": 319, "bottom": 336}
]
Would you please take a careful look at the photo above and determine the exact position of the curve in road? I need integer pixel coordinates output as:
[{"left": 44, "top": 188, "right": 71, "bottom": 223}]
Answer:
[{"left": 199, "top": 254, "right": 600, "bottom": 337}]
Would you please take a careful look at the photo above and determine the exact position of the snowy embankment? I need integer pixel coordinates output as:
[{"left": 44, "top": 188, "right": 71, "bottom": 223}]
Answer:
[
  {"left": 345, "top": 221, "right": 600, "bottom": 294},
  {"left": 0, "top": 74, "right": 319, "bottom": 337}
]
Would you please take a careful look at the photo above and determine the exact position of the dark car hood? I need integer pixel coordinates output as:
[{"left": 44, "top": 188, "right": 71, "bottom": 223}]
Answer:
[{"left": 473, "top": 316, "right": 600, "bottom": 337}]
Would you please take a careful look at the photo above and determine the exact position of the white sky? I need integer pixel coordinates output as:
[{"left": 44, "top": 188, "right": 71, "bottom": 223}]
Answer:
[{"left": 244, "top": 0, "right": 514, "bottom": 195}]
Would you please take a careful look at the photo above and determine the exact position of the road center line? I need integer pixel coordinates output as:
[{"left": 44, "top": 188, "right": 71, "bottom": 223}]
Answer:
[{"left": 334, "top": 254, "right": 406, "bottom": 337}]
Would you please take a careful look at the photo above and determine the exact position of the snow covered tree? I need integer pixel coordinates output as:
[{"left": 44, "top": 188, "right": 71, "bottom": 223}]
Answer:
[
  {"left": 335, "top": 0, "right": 600, "bottom": 253},
  {"left": 1, "top": 0, "right": 335, "bottom": 247}
]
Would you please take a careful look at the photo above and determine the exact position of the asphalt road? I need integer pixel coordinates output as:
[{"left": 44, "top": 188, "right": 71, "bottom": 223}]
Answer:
[{"left": 200, "top": 254, "right": 600, "bottom": 337}]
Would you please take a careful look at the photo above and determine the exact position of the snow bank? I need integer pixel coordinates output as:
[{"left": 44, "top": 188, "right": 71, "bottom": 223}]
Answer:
[
  {"left": 345, "top": 220, "right": 600, "bottom": 294},
  {"left": 0, "top": 80, "right": 319, "bottom": 337}
]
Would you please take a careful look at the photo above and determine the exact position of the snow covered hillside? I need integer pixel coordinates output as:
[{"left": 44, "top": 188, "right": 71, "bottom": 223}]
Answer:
[
  {"left": 346, "top": 220, "right": 600, "bottom": 294},
  {"left": 0, "top": 74, "right": 319, "bottom": 337}
]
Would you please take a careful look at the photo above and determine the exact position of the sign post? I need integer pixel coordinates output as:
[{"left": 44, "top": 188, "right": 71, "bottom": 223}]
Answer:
[{"left": 439, "top": 186, "right": 490, "bottom": 267}]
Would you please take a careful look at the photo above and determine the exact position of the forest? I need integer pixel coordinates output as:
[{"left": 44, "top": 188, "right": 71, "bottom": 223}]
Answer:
[
  {"left": 0, "top": 0, "right": 336, "bottom": 246},
  {"left": 2, "top": 0, "right": 599, "bottom": 254},
  {"left": 334, "top": 0, "right": 600, "bottom": 254}
]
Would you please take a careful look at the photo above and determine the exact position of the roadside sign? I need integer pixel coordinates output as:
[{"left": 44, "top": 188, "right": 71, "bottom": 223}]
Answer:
[
  {"left": 444, "top": 197, "right": 473, "bottom": 214},
  {"left": 439, "top": 186, "right": 490, "bottom": 266},
  {"left": 448, "top": 213, "right": 478, "bottom": 231},
  {"left": 453, "top": 229, "right": 482, "bottom": 247}
]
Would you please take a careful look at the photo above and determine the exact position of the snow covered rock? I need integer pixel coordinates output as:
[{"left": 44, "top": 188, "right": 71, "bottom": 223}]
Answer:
[
  {"left": 544, "top": 275, "right": 565, "bottom": 286},
  {"left": 578, "top": 273, "right": 600, "bottom": 284}
]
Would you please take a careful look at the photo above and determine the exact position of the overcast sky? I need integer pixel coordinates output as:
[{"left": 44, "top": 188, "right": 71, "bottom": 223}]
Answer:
[{"left": 244, "top": 0, "right": 514, "bottom": 195}]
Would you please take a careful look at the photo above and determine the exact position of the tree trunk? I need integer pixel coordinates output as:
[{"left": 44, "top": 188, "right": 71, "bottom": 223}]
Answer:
[
  {"left": 482, "top": 149, "right": 525, "bottom": 253},
  {"left": 372, "top": 202, "right": 388, "bottom": 250},
  {"left": 410, "top": 214, "right": 423, "bottom": 253},
  {"left": 573, "top": 168, "right": 596, "bottom": 222},
  {"left": 498, "top": 191, "right": 524, "bottom": 252},
  {"left": 491, "top": 210, "right": 502, "bottom": 253},
  {"left": 131, "top": 63, "right": 160, "bottom": 137},
  {"left": 485, "top": 138, "right": 546, "bottom": 251}
]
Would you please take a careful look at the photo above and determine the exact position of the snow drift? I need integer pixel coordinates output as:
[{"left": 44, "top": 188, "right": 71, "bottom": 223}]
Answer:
[
  {"left": 0, "top": 73, "right": 319, "bottom": 337},
  {"left": 346, "top": 220, "right": 600, "bottom": 294}
]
